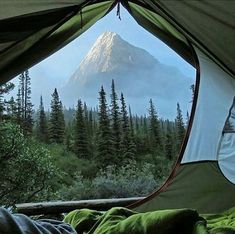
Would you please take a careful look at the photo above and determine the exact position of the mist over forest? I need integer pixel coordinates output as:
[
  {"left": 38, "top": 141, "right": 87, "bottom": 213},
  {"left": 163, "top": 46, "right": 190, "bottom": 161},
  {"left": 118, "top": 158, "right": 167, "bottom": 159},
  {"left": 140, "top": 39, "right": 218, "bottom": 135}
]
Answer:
[{"left": 10, "top": 32, "right": 194, "bottom": 119}]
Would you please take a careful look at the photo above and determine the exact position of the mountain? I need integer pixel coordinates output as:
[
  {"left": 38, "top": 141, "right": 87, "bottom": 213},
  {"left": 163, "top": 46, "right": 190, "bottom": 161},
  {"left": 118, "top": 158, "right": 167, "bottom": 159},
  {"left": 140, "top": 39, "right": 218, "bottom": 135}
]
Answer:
[{"left": 62, "top": 32, "right": 194, "bottom": 119}]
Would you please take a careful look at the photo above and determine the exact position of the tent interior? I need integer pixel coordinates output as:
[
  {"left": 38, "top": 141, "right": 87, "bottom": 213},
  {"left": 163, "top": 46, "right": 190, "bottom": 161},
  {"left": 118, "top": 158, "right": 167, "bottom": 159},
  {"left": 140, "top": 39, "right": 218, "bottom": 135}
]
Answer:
[{"left": 0, "top": 0, "right": 235, "bottom": 215}]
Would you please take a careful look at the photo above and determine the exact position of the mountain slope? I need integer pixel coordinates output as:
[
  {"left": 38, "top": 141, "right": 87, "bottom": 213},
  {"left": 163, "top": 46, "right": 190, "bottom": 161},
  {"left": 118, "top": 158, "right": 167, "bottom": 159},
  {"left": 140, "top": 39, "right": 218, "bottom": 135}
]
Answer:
[{"left": 62, "top": 32, "right": 194, "bottom": 119}]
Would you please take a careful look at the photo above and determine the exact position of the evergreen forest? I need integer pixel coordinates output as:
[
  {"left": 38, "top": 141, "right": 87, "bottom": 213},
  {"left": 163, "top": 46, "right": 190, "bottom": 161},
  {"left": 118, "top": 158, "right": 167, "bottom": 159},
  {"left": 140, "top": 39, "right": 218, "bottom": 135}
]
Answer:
[{"left": 0, "top": 70, "right": 192, "bottom": 207}]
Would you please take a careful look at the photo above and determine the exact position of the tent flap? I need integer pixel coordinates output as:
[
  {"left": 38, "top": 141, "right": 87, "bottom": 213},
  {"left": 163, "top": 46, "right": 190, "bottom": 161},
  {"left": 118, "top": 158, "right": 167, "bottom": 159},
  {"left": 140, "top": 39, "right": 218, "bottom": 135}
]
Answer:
[{"left": 0, "top": 1, "right": 114, "bottom": 85}]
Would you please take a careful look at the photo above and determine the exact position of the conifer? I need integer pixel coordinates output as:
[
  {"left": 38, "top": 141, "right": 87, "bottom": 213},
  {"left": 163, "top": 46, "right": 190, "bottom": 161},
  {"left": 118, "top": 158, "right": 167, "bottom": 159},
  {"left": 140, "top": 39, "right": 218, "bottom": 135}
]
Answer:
[
  {"left": 97, "top": 86, "right": 113, "bottom": 167},
  {"left": 74, "top": 99, "right": 89, "bottom": 158},
  {"left": 37, "top": 96, "right": 48, "bottom": 142},
  {"left": 148, "top": 99, "right": 162, "bottom": 151},
  {"left": 16, "top": 71, "right": 34, "bottom": 134},
  {"left": 165, "top": 120, "right": 174, "bottom": 160},
  {"left": 120, "top": 92, "right": 136, "bottom": 161},
  {"left": 175, "top": 102, "right": 185, "bottom": 151},
  {"left": 110, "top": 79, "right": 121, "bottom": 158},
  {"left": 49, "top": 88, "right": 65, "bottom": 143}
]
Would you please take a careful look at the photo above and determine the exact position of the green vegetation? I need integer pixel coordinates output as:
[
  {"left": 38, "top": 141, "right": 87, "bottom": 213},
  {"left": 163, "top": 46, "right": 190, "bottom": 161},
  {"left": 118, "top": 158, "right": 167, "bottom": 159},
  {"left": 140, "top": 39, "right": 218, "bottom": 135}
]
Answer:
[
  {"left": 0, "top": 71, "right": 190, "bottom": 207},
  {"left": 59, "top": 163, "right": 159, "bottom": 200},
  {"left": 0, "top": 122, "right": 58, "bottom": 207},
  {"left": 49, "top": 88, "right": 65, "bottom": 144}
]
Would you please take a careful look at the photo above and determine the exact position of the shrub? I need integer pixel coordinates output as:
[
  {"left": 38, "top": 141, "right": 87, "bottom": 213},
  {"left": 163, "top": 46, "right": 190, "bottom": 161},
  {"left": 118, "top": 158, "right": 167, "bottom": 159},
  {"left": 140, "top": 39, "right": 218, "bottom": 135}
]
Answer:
[
  {"left": 48, "top": 144, "right": 98, "bottom": 186},
  {"left": 0, "top": 122, "right": 59, "bottom": 207},
  {"left": 58, "top": 162, "right": 158, "bottom": 200},
  {"left": 58, "top": 172, "right": 93, "bottom": 200}
]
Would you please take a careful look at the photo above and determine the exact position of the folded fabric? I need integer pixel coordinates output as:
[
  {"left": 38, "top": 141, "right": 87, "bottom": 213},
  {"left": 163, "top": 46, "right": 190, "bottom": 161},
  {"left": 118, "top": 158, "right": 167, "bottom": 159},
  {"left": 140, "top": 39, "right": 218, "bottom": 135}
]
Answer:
[
  {"left": 1, "top": 206, "right": 234, "bottom": 234},
  {"left": 202, "top": 207, "right": 235, "bottom": 234},
  {"left": 0, "top": 207, "right": 76, "bottom": 234},
  {"left": 64, "top": 207, "right": 205, "bottom": 234}
]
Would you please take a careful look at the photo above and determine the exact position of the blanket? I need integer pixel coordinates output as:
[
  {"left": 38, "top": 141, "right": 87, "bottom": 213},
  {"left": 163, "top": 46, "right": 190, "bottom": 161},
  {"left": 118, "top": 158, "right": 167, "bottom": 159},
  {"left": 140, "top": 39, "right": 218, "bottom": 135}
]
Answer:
[{"left": 63, "top": 207, "right": 235, "bottom": 234}]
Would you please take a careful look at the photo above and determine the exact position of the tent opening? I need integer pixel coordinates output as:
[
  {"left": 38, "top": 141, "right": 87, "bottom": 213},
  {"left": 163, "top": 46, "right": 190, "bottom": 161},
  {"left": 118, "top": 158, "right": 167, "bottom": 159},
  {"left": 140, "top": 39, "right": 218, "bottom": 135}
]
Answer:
[{"left": 0, "top": 5, "right": 197, "bottom": 208}]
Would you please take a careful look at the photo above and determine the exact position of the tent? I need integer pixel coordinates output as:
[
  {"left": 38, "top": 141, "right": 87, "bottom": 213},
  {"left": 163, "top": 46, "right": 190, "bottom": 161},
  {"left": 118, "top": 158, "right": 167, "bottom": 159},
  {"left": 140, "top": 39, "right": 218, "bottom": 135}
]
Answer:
[{"left": 0, "top": 0, "right": 234, "bottom": 214}]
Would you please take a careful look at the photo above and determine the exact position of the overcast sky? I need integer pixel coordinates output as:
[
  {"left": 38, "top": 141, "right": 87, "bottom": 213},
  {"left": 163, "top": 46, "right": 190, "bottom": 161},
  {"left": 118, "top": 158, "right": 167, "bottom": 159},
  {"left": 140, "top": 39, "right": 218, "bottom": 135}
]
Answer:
[{"left": 10, "top": 6, "right": 195, "bottom": 114}]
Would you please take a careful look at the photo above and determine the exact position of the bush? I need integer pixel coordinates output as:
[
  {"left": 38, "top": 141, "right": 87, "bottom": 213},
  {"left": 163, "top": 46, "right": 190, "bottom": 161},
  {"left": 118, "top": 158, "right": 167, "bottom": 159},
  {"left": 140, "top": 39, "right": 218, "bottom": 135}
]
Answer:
[
  {"left": 0, "top": 122, "right": 59, "bottom": 207},
  {"left": 47, "top": 144, "right": 98, "bottom": 186},
  {"left": 92, "top": 163, "right": 158, "bottom": 198},
  {"left": 140, "top": 152, "right": 175, "bottom": 182},
  {"left": 58, "top": 172, "right": 92, "bottom": 200},
  {"left": 58, "top": 162, "right": 158, "bottom": 200}
]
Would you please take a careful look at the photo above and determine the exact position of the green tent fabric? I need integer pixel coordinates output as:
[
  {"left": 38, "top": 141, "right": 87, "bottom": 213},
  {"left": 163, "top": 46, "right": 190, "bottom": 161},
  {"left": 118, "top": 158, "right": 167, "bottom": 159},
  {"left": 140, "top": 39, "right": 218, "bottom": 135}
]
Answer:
[
  {"left": 130, "top": 162, "right": 235, "bottom": 214},
  {"left": 0, "top": 0, "right": 234, "bottom": 84},
  {"left": 125, "top": 1, "right": 235, "bottom": 76},
  {"left": 0, "top": 1, "right": 115, "bottom": 84}
]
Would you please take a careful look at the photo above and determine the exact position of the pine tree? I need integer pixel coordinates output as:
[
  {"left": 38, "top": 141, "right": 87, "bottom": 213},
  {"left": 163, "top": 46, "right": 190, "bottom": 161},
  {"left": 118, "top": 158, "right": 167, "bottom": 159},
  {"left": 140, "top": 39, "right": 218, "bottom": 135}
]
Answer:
[
  {"left": 97, "top": 86, "right": 113, "bottom": 167},
  {"left": 49, "top": 88, "right": 65, "bottom": 144},
  {"left": 165, "top": 120, "right": 173, "bottom": 160},
  {"left": 19, "top": 73, "right": 25, "bottom": 114},
  {"left": 24, "top": 70, "right": 34, "bottom": 134},
  {"left": 148, "top": 99, "right": 162, "bottom": 151},
  {"left": 16, "top": 71, "right": 33, "bottom": 134},
  {"left": 5, "top": 97, "right": 17, "bottom": 121},
  {"left": 0, "top": 82, "right": 15, "bottom": 121},
  {"left": 143, "top": 115, "right": 148, "bottom": 136},
  {"left": 83, "top": 102, "right": 91, "bottom": 139},
  {"left": 128, "top": 106, "right": 134, "bottom": 138},
  {"left": 175, "top": 102, "right": 185, "bottom": 151},
  {"left": 74, "top": 99, "right": 89, "bottom": 158},
  {"left": 92, "top": 107, "right": 98, "bottom": 137},
  {"left": 120, "top": 93, "right": 136, "bottom": 161},
  {"left": 37, "top": 96, "right": 48, "bottom": 142},
  {"left": 88, "top": 109, "right": 93, "bottom": 137},
  {"left": 135, "top": 115, "right": 139, "bottom": 134},
  {"left": 171, "top": 121, "right": 178, "bottom": 158},
  {"left": 110, "top": 79, "right": 121, "bottom": 158},
  {"left": 16, "top": 87, "right": 22, "bottom": 125}
]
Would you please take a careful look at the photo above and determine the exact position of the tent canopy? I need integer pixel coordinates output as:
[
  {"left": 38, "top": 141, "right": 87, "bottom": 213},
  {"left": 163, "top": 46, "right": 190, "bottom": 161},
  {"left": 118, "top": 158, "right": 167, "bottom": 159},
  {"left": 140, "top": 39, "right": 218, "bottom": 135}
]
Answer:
[{"left": 0, "top": 0, "right": 234, "bottom": 85}]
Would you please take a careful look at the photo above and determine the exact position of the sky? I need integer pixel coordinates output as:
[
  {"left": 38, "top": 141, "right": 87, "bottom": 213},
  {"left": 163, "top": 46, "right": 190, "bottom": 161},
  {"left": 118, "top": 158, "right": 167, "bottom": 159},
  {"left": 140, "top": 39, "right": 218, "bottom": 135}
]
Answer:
[{"left": 10, "top": 6, "right": 195, "bottom": 116}]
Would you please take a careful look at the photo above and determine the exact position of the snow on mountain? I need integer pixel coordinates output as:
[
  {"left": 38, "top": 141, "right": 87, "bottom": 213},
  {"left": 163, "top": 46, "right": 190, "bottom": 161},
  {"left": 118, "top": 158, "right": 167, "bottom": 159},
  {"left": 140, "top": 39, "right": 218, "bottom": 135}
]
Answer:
[
  {"left": 62, "top": 32, "right": 194, "bottom": 119},
  {"left": 69, "top": 32, "right": 157, "bottom": 84}
]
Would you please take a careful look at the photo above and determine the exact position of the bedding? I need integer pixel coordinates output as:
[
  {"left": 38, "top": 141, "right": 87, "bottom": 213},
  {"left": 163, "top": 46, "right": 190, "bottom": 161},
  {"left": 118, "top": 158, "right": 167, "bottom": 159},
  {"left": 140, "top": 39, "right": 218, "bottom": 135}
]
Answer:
[
  {"left": 63, "top": 207, "right": 235, "bottom": 234},
  {"left": 0, "top": 206, "right": 234, "bottom": 233},
  {"left": 0, "top": 207, "right": 76, "bottom": 234}
]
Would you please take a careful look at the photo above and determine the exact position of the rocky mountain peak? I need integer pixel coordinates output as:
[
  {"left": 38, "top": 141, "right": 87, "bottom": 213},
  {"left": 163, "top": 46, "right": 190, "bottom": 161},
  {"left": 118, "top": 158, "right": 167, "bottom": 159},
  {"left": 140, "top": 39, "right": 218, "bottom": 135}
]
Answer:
[
  {"left": 69, "top": 32, "right": 158, "bottom": 84},
  {"left": 62, "top": 31, "right": 193, "bottom": 119}
]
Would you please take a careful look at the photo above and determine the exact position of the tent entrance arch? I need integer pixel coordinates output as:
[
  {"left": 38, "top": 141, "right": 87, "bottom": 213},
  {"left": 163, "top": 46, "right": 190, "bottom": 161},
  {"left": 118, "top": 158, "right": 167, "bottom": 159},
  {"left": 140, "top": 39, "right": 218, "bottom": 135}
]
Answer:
[{"left": 0, "top": 0, "right": 234, "bottom": 214}]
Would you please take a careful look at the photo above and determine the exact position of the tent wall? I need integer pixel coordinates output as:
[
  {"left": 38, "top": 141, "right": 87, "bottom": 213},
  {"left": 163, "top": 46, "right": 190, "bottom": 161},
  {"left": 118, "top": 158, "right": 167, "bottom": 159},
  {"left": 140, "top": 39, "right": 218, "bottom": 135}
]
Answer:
[
  {"left": 130, "top": 161, "right": 235, "bottom": 213},
  {"left": 129, "top": 47, "right": 235, "bottom": 213},
  {"left": 0, "top": 1, "right": 114, "bottom": 85},
  {"left": 0, "top": 1, "right": 89, "bottom": 20},
  {"left": 182, "top": 49, "right": 235, "bottom": 164},
  {"left": 121, "top": 2, "right": 194, "bottom": 66},
  {"left": 125, "top": 0, "right": 235, "bottom": 77}
]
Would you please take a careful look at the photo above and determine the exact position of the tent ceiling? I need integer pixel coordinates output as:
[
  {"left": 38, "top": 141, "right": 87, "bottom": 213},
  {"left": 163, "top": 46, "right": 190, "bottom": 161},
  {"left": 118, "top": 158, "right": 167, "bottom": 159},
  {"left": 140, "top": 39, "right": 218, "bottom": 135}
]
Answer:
[
  {"left": 0, "top": 1, "right": 102, "bottom": 20},
  {"left": 0, "top": 0, "right": 234, "bottom": 84},
  {"left": 125, "top": 0, "right": 235, "bottom": 76}
]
